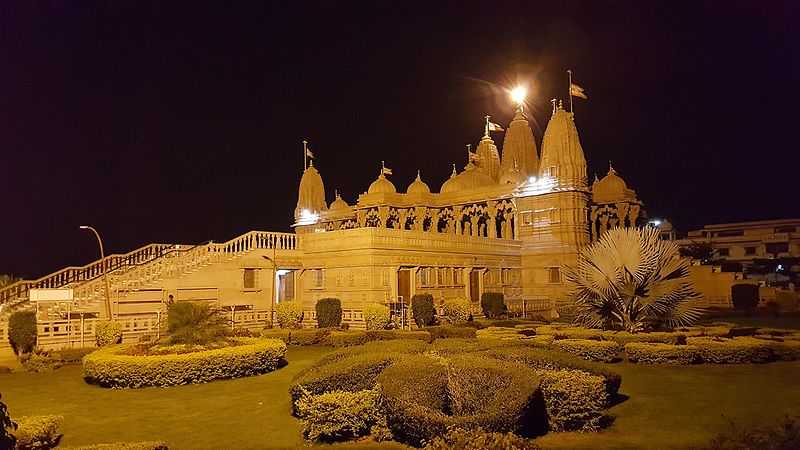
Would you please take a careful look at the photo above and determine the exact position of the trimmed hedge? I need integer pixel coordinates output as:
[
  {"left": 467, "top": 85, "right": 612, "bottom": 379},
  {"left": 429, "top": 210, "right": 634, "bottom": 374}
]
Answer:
[
  {"left": 12, "top": 415, "right": 63, "bottom": 450},
  {"left": 311, "top": 339, "right": 430, "bottom": 369},
  {"left": 8, "top": 311, "right": 37, "bottom": 355},
  {"left": 261, "top": 328, "right": 330, "bottom": 345},
  {"left": 480, "top": 292, "right": 507, "bottom": 319},
  {"left": 379, "top": 354, "right": 543, "bottom": 446},
  {"left": 95, "top": 321, "right": 123, "bottom": 347},
  {"left": 423, "top": 428, "right": 540, "bottom": 450},
  {"left": 686, "top": 336, "right": 773, "bottom": 364},
  {"left": 364, "top": 330, "right": 431, "bottom": 343},
  {"left": 295, "top": 388, "right": 388, "bottom": 442},
  {"left": 411, "top": 294, "right": 435, "bottom": 327},
  {"left": 60, "top": 442, "right": 169, "bottom": 450},
  {"left": 83, "top": 338, "right": 287, "bottom": 387},
  {"left": 325, "top": 331, "right": 368, "bottom": 348},
  {"left": 290, "top": 352, "right": 398, "bottom": 406},
  {"left": 539, "top": 369, "right": 607, "bottom": 431},
  {"left": 274, "top": 302, "right": 304, "bottom": 328},
  {"left": 625, "top": 343, "right": 700, "bottom": 365},
  {"left": 52, "top": 348, "right": 97, "bottom": 364},
  {"left": 316, "top": 298, "right": 342, "bottom": 328},
  {"left": 481, "top": 346, "right": 622, "bottom": 398},
  {"left": 362, "top": 303, "right": 391, "bottom": 331},
  {"left": 552, "top": 339, "right": 621, "bottom": 363},
  {"left": 426, "top": 326, "right": 477, "bottom": 340}
]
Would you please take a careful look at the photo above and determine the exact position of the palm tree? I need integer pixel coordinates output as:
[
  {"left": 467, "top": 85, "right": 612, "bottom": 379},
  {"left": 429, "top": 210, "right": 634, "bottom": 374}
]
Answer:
[{"left": 565, "top": 227, "right": 703, "bottom": 333}]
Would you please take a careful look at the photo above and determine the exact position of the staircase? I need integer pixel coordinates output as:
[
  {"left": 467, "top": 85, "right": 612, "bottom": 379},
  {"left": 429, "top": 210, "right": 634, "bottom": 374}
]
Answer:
[{"left": 0, "top": 230, "right": 299, "bottom": 319}]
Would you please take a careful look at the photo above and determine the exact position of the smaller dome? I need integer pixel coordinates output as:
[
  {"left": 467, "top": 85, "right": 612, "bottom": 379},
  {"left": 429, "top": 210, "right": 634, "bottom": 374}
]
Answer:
[
  {"left": 406, "top": 170, "right": 431, "bottom": 195},
  {"left": 440, "top": 164, "right": 461, "bottom": 193},
  {"left": 592, "top": 165, "right": 633, "bottom": 203},
  {"left": 368, "top": 173, "right": 396, "bottom": 194},
  {"left": 329, "top": 192, "right": 350, "bottom": 210},
  {"left": 453, "top": 161, "right": 494, "bottom": 190}
]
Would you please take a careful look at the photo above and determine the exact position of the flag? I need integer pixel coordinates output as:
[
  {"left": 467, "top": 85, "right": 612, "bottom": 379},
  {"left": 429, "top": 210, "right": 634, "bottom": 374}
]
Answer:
[
  {"left": 382, "top": 167, "right": 393, "bottom": 176},
  {"left": 488, "top": 121, "right": 504, "bottom": 132},
  {"left": 570, "top": 82, "right": 588, "bottom": 99},
  {"left": 306, "top": 147, "right": 315, "bottom": 159}
]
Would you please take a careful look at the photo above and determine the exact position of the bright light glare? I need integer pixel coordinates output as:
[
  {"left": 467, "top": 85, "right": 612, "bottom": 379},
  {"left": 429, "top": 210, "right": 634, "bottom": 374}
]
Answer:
[
  {"left": 649, "top": 219, "right": 662, "bottom": 227},
  {"left": 528, "top": 176, "right": 537, "bottom": 184},
  {"left": 510, "top": 86, "right": 527, "bottom": 105}
]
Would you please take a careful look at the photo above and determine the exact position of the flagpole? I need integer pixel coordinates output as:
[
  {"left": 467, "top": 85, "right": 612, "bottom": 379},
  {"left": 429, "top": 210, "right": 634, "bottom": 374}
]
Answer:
[
  {"left": 567, "top": 70, "right": 574, "bottom": 114},
  {"left": 302, "top": 140, "right": 308, "bottom": 170}
]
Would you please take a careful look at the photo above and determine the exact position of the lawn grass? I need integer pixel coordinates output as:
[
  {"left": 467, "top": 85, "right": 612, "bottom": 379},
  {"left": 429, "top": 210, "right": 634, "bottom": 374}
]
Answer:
[{"left": 2, "top": 344, "right": 800, "bottom": 449}]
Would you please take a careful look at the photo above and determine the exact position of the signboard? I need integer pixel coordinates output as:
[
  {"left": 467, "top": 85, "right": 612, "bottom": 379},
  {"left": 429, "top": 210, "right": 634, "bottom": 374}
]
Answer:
[{"left": 29, "top": 288, "right": 74, "bottom": 302}]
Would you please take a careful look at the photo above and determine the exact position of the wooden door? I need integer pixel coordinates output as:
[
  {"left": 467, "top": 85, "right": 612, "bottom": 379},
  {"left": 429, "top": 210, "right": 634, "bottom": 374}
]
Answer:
[
  {"left": 469, "top": 271, "right": 480, "bottom": 304},
  {"left": 398, "top": 269, "right": 411, "bottom": 304}
]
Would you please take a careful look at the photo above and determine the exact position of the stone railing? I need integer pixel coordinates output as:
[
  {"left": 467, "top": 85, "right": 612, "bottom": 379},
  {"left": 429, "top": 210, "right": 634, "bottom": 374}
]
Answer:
[
  {"left": 506, "top": 297, "right": 554, "bottom": 318},
  {"left": 0, "top": 243, "right": 175, "bottom": 308}
]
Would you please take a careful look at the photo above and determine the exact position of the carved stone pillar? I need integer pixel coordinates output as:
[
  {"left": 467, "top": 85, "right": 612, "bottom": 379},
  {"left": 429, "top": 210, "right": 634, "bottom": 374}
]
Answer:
[
  {"left": 356, "top": 209, "right": 366, "bottom": 228},
  {"left": 414, "top": 207, "right": 426, "bottom": 231},
  {"left": 470, "top": 216, "right": 479, "bottom": 237},
  {"left": 378, "top": 206, "right": 389, "bottom": 228},
  {"left": 429, "top": 209, "right": 440, "bottom": 233},
  {"left": 487, "top": 201, "right": 497, "bottom": 238},
  {"left": 453, "top": 206, "right": 463, "bottom": 235}
]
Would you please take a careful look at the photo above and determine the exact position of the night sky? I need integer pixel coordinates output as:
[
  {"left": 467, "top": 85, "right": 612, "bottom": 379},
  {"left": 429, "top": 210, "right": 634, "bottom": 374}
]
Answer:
[{"left": 1, "top": 1, "right": 798, "bottom": 279}]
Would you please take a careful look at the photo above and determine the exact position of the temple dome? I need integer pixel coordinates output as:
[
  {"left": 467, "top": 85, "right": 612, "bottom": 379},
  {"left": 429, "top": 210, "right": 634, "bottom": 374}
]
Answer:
[
  {"left": 452, "top": 161, "right": 494, "bottom": 190},
  {"left": 368, "top": 173, "right": 396, "bottom": 194},
  {"left": 329, "top": 192, "right": 350, "bottom": 210},
  {"left": 592, "top": 165, "right": 636, "bottom": 203},
  {"left": 440, "top": 165, "right": 461, "bottom": 193},
  {"left": 500, "top": 110, "right": 539, "bottom": 180},
  {"left": 539, "top": 102, "right": 587, "bottom": 189},
  {"left": 406, "top": 171, "right": 431, "bottom": 195},
  {"left": 294, "top": 162, "right": 327, "bottom": 221}
]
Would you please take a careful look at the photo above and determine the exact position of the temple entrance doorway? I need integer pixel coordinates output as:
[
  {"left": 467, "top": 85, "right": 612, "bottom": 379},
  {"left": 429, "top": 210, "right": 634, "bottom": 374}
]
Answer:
[
  {"left": 469, "top": 270, "right": 481, "bottom": 304},
  {"left": 275, "top": 269, "right": 295, "bottom": 304}
]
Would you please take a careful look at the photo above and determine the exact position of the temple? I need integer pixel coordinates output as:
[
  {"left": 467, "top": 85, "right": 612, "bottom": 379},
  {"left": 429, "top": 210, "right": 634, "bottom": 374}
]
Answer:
[{"left": 0, "top": 92, "right": 654, "bottom": 342}]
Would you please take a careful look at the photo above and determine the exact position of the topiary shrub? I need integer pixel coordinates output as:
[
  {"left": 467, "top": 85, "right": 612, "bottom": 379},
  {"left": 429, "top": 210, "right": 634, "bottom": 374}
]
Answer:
[
  {"left": 480, "top": 292, "right": 507, "bottom": 319},
  {"left": 379, "top": 354, "right": 544, "bottom": 446},
  {"left": 324, "top": 331, "right": 368, "bottom": 348},
  {"left": 411, "top": 294, "right": 436, "bottom": 327},
  {"left": 426, "top": 326, "right": 477, "bottom": 340},
  {"left": 539, "top": 369, "right": 607, "bottom": 432},
  {"left": 11, "top": 415, "right": 63, "bottom": 450},
  {"left": 551, "top": 339, "right": 622, "bottom": 363},
  {"left": 316, "top": 298, "right": 342, "bottom": 328},
  {"left": 8, "top": 311, "right": 36, "bottom": 356},
  {"left": 275, "top": 302, "right": 304, "bottom": 329},
  {"left": 442, "top": 298, "right": 472, "bottom": 324},
  {"left": 295, "top": 387, "right": 389, "bottom": 442},
  {"left": 625, "top": 343, "right": 700, "bottom": 364},
  {"left": 698, "top": 415, "right": 800, "bottom": 450},
  {"left": 731, "top": 284, "right": 760, "bottom": 313},
  {"left": 364, "top": 330, "right": 431, "bottom": 343},
  {"left": 362, "top": 303, "right": 391, "bottom": 331},
  {"left": 83, "top": 338, "right": 287, "bottom": 388},
  {"left": 311, "top": 339, "right": 430, "bottom": 369},
  {"left": 423, "top": 427, "right": 540, "bottom": 450},
  {"left": 52, "top": 348, "right": 97, "bottom": 364},
  {"left": 687, "top": 336, "right": 773, "bottom": 364},
  {"left": 95, "top": 321, "right": 123, "bottom": 347}
]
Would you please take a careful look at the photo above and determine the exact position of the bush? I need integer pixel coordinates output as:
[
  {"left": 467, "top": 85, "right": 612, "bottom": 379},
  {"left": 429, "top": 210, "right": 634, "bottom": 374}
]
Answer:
[
  {"left": 312, "top": 339, "right": 430, "bottom": 368},
  {"left": 8, "top": 311, "right": 36, "bottom": 356},
  {"left": 411, "top": 294, "right": 436, "bottom": 327},
  {"left": 316, "top": 298, "right": 342, "bottom": 328},
  {"left": 423, "top": 428, "right": 540, "bottom": 450},
  {"left": 21, "top": 351, "right": 62, "bottom": 373},
  {"left": 539, "top": 369, "right": 607, "bottom": 432},
  {"left": 60, "top": 442, "right": 169, "bottom": 450},
  {"left": 687, "top": 336, "right": 773, "bottom": 364},
  {"left": 732, "top": 284, "right": 760, "bottom": 312},
  {"left": 363, "top": 303, "right": 391, "bottom": 331},
  {"left": 325, "top": 331, "right": 368, "bottom": 347},
  {"left": 364, "top": 330, "right": 431, "bottom": 343},
  {"left": 442, "top": 299, "right": 472, "bottom": 324},
  {"left": 426, "top": 326, "right": 477, "bottom": 340},
  {"left": 12, "top": 415, "right": 63, "bottom": 450},
  {"left": 625, "top": 343, "right": 699, "bottom": 364},
  {"left": 480, "top": 292, "right": 507, "bottom": 319},
  {"left": 379, "top": 354, "right": 543, "bottom": 446},
  {"left": 52, "top": 348, "right": 96, "bottom": 364},
  {"left": 601, "top": 331, "right": 687, "bottom": 345},
  {"left": 295, "top": 388, "right": 388, "bottom": 442},
  {"left": 166, "top": 302, "right": 227, "bottom": 345},
  {"left": 551, "top": 339, "right": 621, "bottom": 363},
  {"left": 290, "top": 352, "right": 398, "bottom": 406},
  {"left": 274, "top": 302, "right": 304, "bottom": 328},
  {"left": 95, "top": 321, "right": 123, "bottom": 347},
  {"left": 83, "top": 338, "right": 287, "bottom": 388},
  {"left": 534, "top": 325, "right": 603, "bottom": 341},
  {"left": 291, "top": 329, "right": 331, "bottom": 345}
]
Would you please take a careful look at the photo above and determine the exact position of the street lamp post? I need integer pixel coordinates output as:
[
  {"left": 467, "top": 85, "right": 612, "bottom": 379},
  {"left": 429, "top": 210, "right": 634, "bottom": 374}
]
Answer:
[
  {"left": 263, "top": 249, "right": 277, "bottom": 327},
  {"left": 80, "top": 225, "right": 112, "bottom": 319}
]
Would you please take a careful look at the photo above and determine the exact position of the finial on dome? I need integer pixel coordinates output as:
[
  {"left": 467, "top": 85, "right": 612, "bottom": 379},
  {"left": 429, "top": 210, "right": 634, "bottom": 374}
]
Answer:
[
  {"left": 416, "top": 169, "right": 421, "bottom": 179},
  {"left": 558, "top": 99, "right": 564, "bottom": 110},
  {"left": 594, "top": 173, "right": 600, "bottom": 183},
  {"left": 335, "top": 189, "right": 340, "bottom": 198},
  {"left": 551, "top": 99, "right": 557, "bottom": 115},
  {"left": 451, "top": 164, "right": 457, "bottom": 177},
  {"left": 608, "top": 161, "right": 616, "bottom": 174}
]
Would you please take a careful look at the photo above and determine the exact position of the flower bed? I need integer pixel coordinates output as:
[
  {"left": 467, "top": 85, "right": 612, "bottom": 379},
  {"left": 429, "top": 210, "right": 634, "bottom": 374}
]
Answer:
[{"left": 83, "top": 338, "right": 287, "bottom": 388}]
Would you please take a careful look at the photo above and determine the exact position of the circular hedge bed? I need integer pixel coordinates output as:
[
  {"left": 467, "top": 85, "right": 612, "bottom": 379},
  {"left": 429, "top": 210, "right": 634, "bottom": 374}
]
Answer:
[{"left": 83, "top": 337, "right": 287, "bottom": 388}]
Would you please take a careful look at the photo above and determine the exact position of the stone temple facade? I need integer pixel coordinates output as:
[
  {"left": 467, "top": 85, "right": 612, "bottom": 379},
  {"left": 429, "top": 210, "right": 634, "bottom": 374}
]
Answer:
[{"left": 291, "top": 100, "right": 644, "bottom": 317}]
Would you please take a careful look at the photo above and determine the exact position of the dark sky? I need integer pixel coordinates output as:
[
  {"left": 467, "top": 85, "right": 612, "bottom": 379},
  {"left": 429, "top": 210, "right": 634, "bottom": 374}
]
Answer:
[{"left": 1, "top": 1, "right": 798, "bottom": 279}]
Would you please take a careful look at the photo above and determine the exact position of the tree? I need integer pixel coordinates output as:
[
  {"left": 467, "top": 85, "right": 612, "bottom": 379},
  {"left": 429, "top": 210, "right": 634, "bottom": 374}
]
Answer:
[
  {"left": 565, "top": 227, "right": 704, "bottom": 333},
  {"left": 678, "top": 241, "right": 715, "bottom": 264}
]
